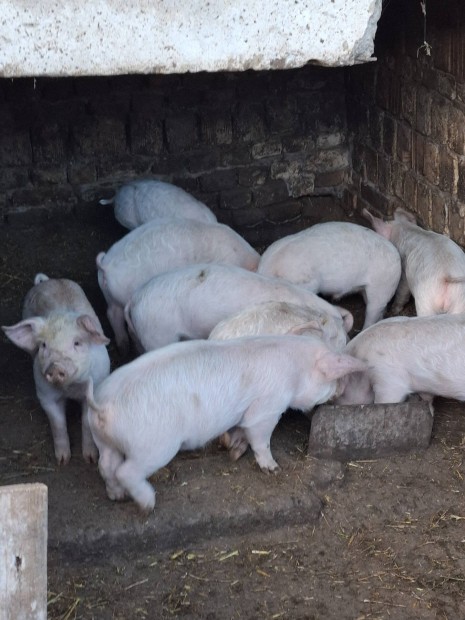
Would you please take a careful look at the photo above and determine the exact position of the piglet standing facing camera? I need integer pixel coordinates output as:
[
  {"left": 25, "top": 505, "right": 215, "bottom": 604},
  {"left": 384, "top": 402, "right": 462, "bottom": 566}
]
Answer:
[
  {"left": 2, "top": 273, "right": 111, "bottom": 464},
  {"left": 86, "top": 335, "right": 367, "bottom": 512}
]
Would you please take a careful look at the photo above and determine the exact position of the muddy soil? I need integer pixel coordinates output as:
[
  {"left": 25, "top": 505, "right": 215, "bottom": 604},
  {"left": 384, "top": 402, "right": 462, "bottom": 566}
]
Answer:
[{"left": 1, "top": 212, "right": 464, "bottom": 620}]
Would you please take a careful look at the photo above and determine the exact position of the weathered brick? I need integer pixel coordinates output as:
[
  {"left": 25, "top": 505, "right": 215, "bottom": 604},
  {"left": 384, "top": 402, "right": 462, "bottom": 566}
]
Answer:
[
  {"left": 416, "top": 180, "right": 432, "bottom": 228},
  {"left": 72, "top": 117, "right": 127, "bottom": 159},
  {"left": 368, "top": 108, "right": 383, "bottom": 151},
  {"left": 364, "top": 145, "right": 378, "bottom": 185},
  {"left": 301, "top": 196, "right": 345, "bottom": 221},
  {"left": 230, "top": 207, "right": 266, "bottom": 228},
  {"left": 233, "top": 104, "right": 266, "bottom": 142},
  {"left": 31, "top": 164, "right": 67, "bottom": 185},
  {"left": 265, "top": 96, "right": 300, "bottom": 134},
  {"left": 282, "top": 135, "right": 316, "bottom": 154},
  {"left": 253, "top": 180, "right": 289, "bottom": 208},
  {"left": 219, "top": 188, "right": 252, "bottom": 211},
  {"left": 238, "top": 166, "right": 268, "bottom": 188},
  {"left": 252, "top": 140, "right": 283, "bottom": 160},
  {"left": 383, "top": 115, "right": 397, "bottom": 158},
  {"left": 314, "top": 169, "right": 346, "bottom": 189},
  {"left": 423, "top": 140, "right": 440, "bottom": 185},
  {"left": 220, "top": 147, "right": 253, "bottom": 167},
  {"left": 415, "top": 86, "right": 432, "bottom": 136},
  {"left": 200, "top": 111, "right": 233, "bottom": 146},
  {"left": 457, "top": 159, "right": 465, "bottom": 203},
  {"left": 271, "top": 160, "right": 315, "bottom": 197},
  {"left": 361, "top": 183, "right": 391, "bottom": 214},
  {"left": 438, "top": 147, "right": 458, "bottom": 194},
  {"left": 401, "top": 81, "right": 416, "bottom": 127},
  {"left": 396, "top": 122, "right": 412, "bottom": 165},
  {"left": 391, "top": 160, "right": 405, "bottom": 199},
  {"left": 186, "top": 149, "right": 221, "bottom": 174},
  {"left": 165, "top": 113, "right": 198, "bottom": 153},
  {"left": 31, "top": 123, "right": 67, "bottom": 163},
  {"left": 448, "top": 105, "right": 465, "bottom": 156},
  {"left": 403, "top": 173, "right": 417, "bottom": 212},
  {"left": 377, "top": 155, "right": 392, "bottom": 195},
  {"left": 131, "top": 92, "right": 166, "bottom": 114},
  {"left": 430, "top": 94, "right": 449, "bottom": 144},
  {"left": 200, "top": 169, "right": 237, "bottom": 192},
  {"left": 449, "top": 199, "right": 465, "bottom": 244},
  {"left": 412, "top": 132, "right": 425, "bottom": 176},
  {"left": 67, "top": 161, "right": 97, "bottom": 185},
  {"left": 0, "top": 167, "right": 30, "bottom": 190},
  {"left": 130, "top": 115, "right": 164, "bottom": 156},
  {"left": 431, "top": 192, "right": 448, "bottom": 232},
  {"left": 0, "top": 130, "right": 32, "bottom": 166}
]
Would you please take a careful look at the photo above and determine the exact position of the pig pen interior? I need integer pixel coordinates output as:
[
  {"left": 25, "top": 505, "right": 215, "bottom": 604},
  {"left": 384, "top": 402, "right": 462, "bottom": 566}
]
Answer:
[{"left": 1, "top": 0, "right": 465, "bottom": 618}]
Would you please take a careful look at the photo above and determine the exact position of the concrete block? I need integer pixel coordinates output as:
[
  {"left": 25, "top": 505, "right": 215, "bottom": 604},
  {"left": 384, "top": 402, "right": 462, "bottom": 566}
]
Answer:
[{"left": 308, "top": 398, "right": 434, "bottom": 461}]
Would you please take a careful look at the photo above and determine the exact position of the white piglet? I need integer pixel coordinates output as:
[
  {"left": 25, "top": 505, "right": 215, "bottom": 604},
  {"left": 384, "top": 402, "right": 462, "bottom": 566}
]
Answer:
[
  {"left": 125, "top": 263, "right": 353, "bottom": 353},
  {"left": 258, "top": 221, "right": 401, "bottom": 329},
  {"left": 100, "top": 179, "right": 217, "bottom": 229},
  {"left": 86, "top": 335, "right": 367, "bottom": 512},
  {"left": 97, "top": 219, "right": 260, "bottom": 353},
  {"left": 363, "top": 207, "right": 465, "bottom": 316},
  {"left": 2, "top": 274, "right": 110, "bottom": 464},
  {"left": 336, "top": 313, "right": 465, "bottom": 406},
  {"left": 209, "top": 300, "right": 348, "bottom": 461}
]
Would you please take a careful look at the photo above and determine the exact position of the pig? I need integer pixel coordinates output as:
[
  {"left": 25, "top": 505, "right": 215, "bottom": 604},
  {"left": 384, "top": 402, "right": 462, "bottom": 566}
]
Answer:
[
  {"left": 85, "top": 334, "right": 367, "bottom": 511},
  {"left": 2, "top": 273, "right": 110, "bottom": 464},
  {"left": 335, "top": 313, "right": 465, "bottom": 406},
  {"left": 208, "top": 300, "right": 344, "bottom": 344},
  {"left": 257, "top": 221, "right": 401, "bottom": 330},
  {"left": 96, "top": 219, "right": 260, "bottom": 353},
  {"left": 209, "top": 300, "right": 348, "bottom": 461},
  {"left": 124, "top": 263, "right": 353, "bottom": 354},
  {"left": 100, "top": 179, "right": 217, "bottom": 229},
  {"left": 363, "top": 207, "right": 465, "bottom": 316}
]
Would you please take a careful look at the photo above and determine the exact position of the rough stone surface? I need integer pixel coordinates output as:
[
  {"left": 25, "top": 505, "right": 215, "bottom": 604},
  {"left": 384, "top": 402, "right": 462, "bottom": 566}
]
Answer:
[
  {"left": 0, "top": 0, "right": 382, "bottom": 78},
  {"left": 308, "top": 398, "right": 434, "bottom": 461}
]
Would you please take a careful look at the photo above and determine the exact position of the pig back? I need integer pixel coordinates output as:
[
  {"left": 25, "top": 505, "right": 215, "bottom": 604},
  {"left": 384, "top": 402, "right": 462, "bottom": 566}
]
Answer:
[{"left": 99, "top": 220, "right": 260, "bottom": 306}]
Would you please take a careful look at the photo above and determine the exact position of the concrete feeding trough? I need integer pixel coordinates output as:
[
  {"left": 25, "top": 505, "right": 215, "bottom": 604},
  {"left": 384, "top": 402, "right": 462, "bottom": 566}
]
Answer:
[{"left": 308, "top": 397, "right": 434, "bottom": 461}]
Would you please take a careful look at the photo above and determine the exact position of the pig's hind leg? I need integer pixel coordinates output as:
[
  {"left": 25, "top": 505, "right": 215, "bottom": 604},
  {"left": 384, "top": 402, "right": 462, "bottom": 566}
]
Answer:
[
  {"left": 98, "top": 446, "right": 126, "bottom": 502},
  {"left": 241, "top": 404, "right": 283, "bottom": 473},
  {"left": 372, "top": 373, "right": 410, "bottom": 404},
  {"left": 115, "top": 459, "right": 157, "bottom": 513}
]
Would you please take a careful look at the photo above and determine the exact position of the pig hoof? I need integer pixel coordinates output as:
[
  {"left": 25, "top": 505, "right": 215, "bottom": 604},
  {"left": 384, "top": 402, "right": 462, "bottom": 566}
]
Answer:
[
  {"left": 83, "top": 448, "right": 99, "bottom": 464},
  {"left": 258, "top": 460, "right": 281, "bottom": 474},
  {"left": 229, "top": 440, "right": 249, "bottom": 461},
  {"left": 55, "top": 451, "right": 71, "bottom": 466}
]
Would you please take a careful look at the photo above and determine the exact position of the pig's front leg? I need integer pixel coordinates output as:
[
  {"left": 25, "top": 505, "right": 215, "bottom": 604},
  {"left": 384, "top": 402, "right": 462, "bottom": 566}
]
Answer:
[
  {"left": 391, "top": 272, "right": 411, "bottom": 315},
  {"left": 81, "top": 403, "right": 99, "bottom": 463},
  {"left": 115, "top": 459, "right": 156, "bottom": 513},
  {"left": 35, "top": 378, "right": 71, "bottom": 464},
  {"left": 241, "top": 409, "right": 282, "bottom": 473},
  {"left": 107, "top": 303, "right": 129, "bottom": 355}
]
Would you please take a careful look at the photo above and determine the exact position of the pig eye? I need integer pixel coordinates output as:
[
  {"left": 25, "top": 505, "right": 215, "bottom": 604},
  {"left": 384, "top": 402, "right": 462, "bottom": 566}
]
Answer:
[
  {"left": 74, "top": 340, "right": 81, "bottom": 348},
  {"left": 40, "top": 342, "right": 47, "bottom": 349}
]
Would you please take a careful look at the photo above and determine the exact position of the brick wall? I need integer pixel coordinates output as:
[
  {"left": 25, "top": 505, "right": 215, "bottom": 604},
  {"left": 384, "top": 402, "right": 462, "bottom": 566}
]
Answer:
[
  {"left": 0, "top": 66, "right": 348, "bottom": 247},
  {"left": 346, "top": 0, "right": 465, "bottom": 244}
]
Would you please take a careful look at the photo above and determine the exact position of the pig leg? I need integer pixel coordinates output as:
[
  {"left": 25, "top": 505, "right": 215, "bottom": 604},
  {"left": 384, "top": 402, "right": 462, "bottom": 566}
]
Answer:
[
  {"left": 362, "top": 286, "right": 390, "bottom": 329},
  {"left": 372, "top": 376, "right": 409, "bottom": 404},
  {"left": 241, "top": 406, "right": 282, "bottom": 473},
  {"left": 81, "top": 404, "right": 99, "bottom": 463},
  {"left": 391, "top": 273, "right": 411, "bottom": 315},
  {"left": 107, "top": 303, "right": 129, "bottom": 354},
  {"left": 219, "top": 427, "right": 249, "bottom": 461},
  {"left": 98, "top": 446, "right": 126, "bottom": 501},
  {"left": 34, "top": 374, "right": 71, "bottom": 463},
  {"left": 115, "top": 459, "right": 156, "bottom": 512}
]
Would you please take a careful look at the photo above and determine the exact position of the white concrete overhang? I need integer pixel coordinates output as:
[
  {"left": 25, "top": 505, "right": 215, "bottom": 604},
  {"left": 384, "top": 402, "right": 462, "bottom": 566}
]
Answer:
[{"left": 0, "top": 0, "right": 382, "bottom": 77}]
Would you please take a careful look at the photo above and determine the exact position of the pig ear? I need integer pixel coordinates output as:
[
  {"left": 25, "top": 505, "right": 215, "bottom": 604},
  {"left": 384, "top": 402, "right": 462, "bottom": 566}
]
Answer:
[
  {"left": 287, "top": 320, "right": 323, "bottom": 337},
  {"left": 394, "top": 208, "right": 416, "bottom": 224},
  {"left": 362, "top": 208, "right": 393, "bottom": 240},
  {"left": 334, "top": 307, "right": 353, "bottom": 333},
  {"left": 76, "top": 315, "right": 110, "bottom": 346},
  {"left": 2, "top": 317, "right": 46, "bottom": 353},
  {"left": 315, "top": 351, "right": 368, "bottom": 382}
]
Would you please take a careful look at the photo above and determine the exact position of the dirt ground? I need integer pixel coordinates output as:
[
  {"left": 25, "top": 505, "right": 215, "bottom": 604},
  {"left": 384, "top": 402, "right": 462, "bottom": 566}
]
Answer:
[{"left": 1, "top": 211, "right": 465, "bottom": 620}]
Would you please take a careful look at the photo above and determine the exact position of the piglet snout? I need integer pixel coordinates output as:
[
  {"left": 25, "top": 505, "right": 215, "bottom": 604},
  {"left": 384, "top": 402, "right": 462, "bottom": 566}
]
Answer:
[{"left": 45, "top": 362, "right": 69, "bottom": 386}]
